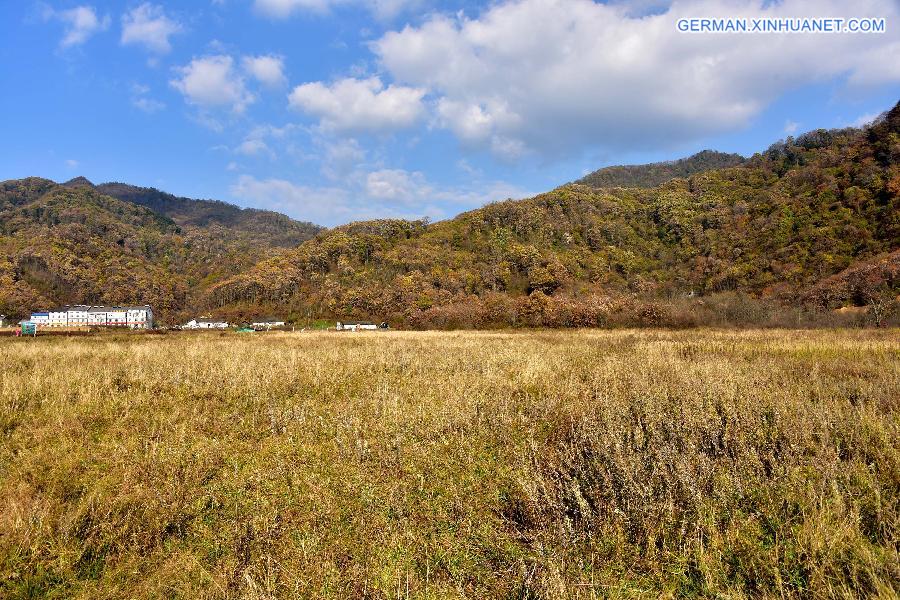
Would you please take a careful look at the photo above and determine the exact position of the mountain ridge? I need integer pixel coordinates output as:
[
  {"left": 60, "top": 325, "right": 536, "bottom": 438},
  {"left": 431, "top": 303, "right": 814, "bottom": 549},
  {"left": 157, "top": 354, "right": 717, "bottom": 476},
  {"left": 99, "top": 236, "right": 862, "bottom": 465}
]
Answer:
[
  {"left": 577, "top": 149, "right": 746, "bottom": 189},
  {"left": 0, "top": 178, "right": 322, "bottom": 320},
  {"left": 205, "top": 102, "right": 899, "bottom": 327},
  {"left": 1, "top": 102, "right": 897, "bottom": 326}
]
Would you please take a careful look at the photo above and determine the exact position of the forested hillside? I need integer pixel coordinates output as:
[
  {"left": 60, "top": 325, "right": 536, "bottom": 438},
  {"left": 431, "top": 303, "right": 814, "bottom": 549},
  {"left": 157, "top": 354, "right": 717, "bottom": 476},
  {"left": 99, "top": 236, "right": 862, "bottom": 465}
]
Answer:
[
  {"left": 208, "top": 102, "right": 899, "bottom": 327},
  {"left": 0, "top": 179, "right": 321, "bottom": 320},
  {"left": 95, "top": 182, "right": 321, "bottom": 248},
  {"left": 3, "top": 103, "right": 896, "bottom": 327},
  {"left": 577, "top": 149, "right": 745, "bottom": 188}
]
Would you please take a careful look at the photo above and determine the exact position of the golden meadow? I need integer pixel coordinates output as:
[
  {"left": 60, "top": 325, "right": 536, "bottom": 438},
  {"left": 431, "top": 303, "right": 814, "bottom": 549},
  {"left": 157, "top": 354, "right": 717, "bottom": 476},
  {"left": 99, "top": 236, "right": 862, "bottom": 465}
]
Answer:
[{"left": 1, "top": 329, "right": 898, "bottom": 598}]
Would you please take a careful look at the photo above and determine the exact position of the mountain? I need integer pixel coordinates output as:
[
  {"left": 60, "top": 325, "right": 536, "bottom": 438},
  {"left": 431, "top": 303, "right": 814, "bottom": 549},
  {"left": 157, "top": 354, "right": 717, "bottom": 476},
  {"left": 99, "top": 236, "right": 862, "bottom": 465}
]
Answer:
[
  {"left": 207, "top": 102, "right": 899, "bottom": 328},
  {"left": 95, "top": 182, "right": 320, "bottom": 248},
  {"left": 0, "top": 179, "right": 322, "bottom": 321},
  {"left": 62, "top": 176, "right": 95, "bottom": 188},
  {"left": 3, "top": 103, "right": 897, "bottom": 327},
  {"left": 577, "top": 149, "right": 746, "bottom": 188}
]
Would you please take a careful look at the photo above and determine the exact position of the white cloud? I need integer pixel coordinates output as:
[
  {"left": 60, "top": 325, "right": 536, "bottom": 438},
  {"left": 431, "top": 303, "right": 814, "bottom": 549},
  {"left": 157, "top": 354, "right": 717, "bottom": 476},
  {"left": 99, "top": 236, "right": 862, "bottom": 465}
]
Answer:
[
  {"left": 366, "top": 168, "right": 428, "bottom": 203},
  {"left": 133, "top": 97, "right": 166, "bottom": 113},
  {"left": 852, "top": 112, "right": 881, "bottom": 127},
  {"left": 231, "top": 123, "right": 297, "bottom": 158},
  {"left": 121, "top": 3, "right": 183, "bottom": 54},
  {"left": 320, "top": 137, "right": 367, "bottom": 180},
  {"left": 784, "top": 120, "right": 799, "bottom": 134},
  {"left": 231, "top": 170, "right": 530, "bottom": 225},
  {"left": 190, "top": 113, "right": 225, "bottom": 132},
  {"left": 65, "top": 159, "right": 80, "bottom": 169},
  {"left": 242, "top": 54, "right": 287, "bottom": 87},
  {"left": 373, "top": 0, "right": 900, "bottom": 159},
  {"left": 231, "top": 175, "right": 356, "bottom": 224},
  {"left": 252, "top": 0, "right": 422, "bottom": 19},
  {"left": 288, "top": 76, "right": 426, "bottom": 133},
  {"left": 235, "top": 138, "right": 271, "bottom": 156},
  {"left": 369, "top": 0, "right": 425, "bottom": 20},
  {"left": 131, "top": 83, "right": 166, "bottom": 113},
  {"left": 253, "top": 0, "right": 333, "bottom": 17},
  {"left": 43, "top": 5, "right": 110, "bottom": 48},
  {"left": 171, "top": 55, "right": 255, "bottom": 113},
  {"left": 363, "top": 168, "right": 521, "bottom": 209}
]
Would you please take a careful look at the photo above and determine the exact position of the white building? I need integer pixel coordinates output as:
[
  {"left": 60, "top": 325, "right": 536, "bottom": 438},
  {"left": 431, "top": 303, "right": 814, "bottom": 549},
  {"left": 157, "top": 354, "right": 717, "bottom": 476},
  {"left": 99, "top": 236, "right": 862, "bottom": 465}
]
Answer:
[
  {"left": 336, "top": 321, "right": 378, "bottom": 331},
  {"left": 65, "top": 305, "right": 91, "bottom": 327},
  {"left": 125, "top": 306, "right": 153, "bottom": 328},
  {"left": 251, "top": 319, "right": 286, "bottom": 330},
  {"left": 88, "top": 307, "right": 107, "bottom": 326},
  {"left": 184, "top": 318, "right": 230, "bottom": 329},
  {"left": 33, "top": 305, "right": 153, "bottom": 329},
  {"left": 49, "top": 309, "right": 68, "bottom": 327},
  {"left": 30, "top": 312, "right": 50, "bottom": 327}
]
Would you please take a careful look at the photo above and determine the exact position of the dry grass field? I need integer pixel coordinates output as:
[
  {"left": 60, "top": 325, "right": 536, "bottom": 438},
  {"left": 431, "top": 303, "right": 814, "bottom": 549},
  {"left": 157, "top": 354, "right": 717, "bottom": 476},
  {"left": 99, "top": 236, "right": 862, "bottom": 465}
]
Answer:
[{"left": 1, "top": 329, "right": 898, "bottom": 599}]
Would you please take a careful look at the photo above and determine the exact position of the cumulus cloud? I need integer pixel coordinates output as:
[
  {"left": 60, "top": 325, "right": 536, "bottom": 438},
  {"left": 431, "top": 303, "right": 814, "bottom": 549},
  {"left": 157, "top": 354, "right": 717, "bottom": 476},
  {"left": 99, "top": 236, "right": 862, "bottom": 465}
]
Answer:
[
  {"left": 242, "top": 54, "right": 287, "bottom": 87},
  {"left": 171, "top": 55, "right": 255, "bottom": 113},
  {"left": 43, "top": 5, "right": 110, "bottom": 48},
  {"left": 288, "top": 76, "right": 426, "bottom": 133},
  {"left": 121, "top": 3, "right": 183, "bottom": 54},
  {"left": 373, "top": 0, "right": 900, "bottom": 159}
]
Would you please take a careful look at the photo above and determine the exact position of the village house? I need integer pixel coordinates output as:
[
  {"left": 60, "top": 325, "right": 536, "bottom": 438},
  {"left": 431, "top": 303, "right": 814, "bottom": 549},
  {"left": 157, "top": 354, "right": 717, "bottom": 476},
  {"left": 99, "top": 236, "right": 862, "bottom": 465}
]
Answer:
[{"left": 183, "top": 318, "right": 230, "bottom": 329}]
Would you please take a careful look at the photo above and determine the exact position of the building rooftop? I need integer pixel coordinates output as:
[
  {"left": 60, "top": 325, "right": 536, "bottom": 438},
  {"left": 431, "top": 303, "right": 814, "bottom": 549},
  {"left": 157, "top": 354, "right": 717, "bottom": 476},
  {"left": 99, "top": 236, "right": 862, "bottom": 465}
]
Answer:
[{"left": 40, "top": 305, "right": 152, "bottom": 313}]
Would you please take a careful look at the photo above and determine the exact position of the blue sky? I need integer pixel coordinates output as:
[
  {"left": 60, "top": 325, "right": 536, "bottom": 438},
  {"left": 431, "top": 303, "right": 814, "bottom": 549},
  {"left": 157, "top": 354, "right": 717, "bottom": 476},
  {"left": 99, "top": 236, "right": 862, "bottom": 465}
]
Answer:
[{"left": 1, "top": 0, "right": 898, "bottom": 226}]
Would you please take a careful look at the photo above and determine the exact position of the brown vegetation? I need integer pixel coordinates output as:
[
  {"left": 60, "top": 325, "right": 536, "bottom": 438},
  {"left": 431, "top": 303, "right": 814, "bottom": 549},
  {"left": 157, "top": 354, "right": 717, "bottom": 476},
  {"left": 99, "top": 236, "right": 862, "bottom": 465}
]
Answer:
[
  {"left": 1, "top": 329, "right": 898, "bottom": 598},
  {"left": 207, "top": 103, "right": 900, "bottom": 326}
]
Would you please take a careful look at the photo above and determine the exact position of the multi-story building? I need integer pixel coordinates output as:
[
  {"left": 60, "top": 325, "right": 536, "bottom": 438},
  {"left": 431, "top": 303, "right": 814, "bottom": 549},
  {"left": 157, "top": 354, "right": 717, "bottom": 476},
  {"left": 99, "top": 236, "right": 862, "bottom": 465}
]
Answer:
[
  {"left": 125, "top": 306, "right": 153, "bottom": 328},
  {"left": 31, "top": 305, "right": 154, "bottom": 329},
  {"left": 31, "top": 311, "right": 50, "bottom": 327},
  {"left": 88, "top": 307, "right": 108, "bottom": 326},
  {"left": 66, "top": 305, "right": 90, "bottom": 327},
  {"left": 30, "top": 312, "right": 50, "bottom": 327},
  {"left": 94, "top": 306, "right": 128, "bottom": 327},
  {"left": 49, "top": 309, "right": 68, "bottom": 327}
]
